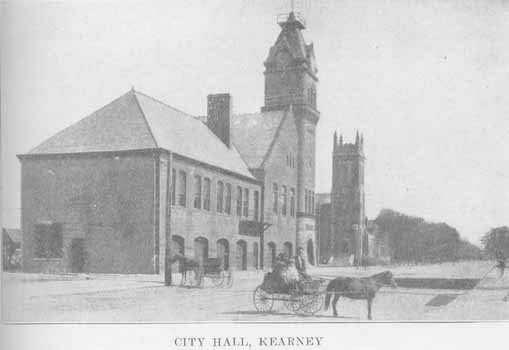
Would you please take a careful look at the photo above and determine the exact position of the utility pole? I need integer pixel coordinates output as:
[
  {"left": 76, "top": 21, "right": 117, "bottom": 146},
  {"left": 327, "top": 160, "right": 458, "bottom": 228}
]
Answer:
[{"left": 164, "top": 153, "right": 172, "bottom": 286}]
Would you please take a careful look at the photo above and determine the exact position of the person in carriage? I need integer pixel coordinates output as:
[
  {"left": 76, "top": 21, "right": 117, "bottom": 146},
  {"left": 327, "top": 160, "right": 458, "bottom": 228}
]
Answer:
[
  {"left": 261, "top": 249, "right": 312, "bottom": 293},
  {"left": 294, "top": 247, "right": 311, "bottom": 281}
]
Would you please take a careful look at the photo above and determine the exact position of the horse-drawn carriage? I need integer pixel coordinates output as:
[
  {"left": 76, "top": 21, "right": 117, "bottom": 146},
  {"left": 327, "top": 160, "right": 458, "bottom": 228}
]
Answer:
[
  {"left": 172, "top": 254, "right": 233, "bottom": 288},
  {"left": 253, "top": 270, "right": 398, "bottom": 319},
  {"left": 252, "top": 272, "right": 328, "bottom": 316},
  {"left": 201, "top": 257, "right": 233, "bottom": 288}
]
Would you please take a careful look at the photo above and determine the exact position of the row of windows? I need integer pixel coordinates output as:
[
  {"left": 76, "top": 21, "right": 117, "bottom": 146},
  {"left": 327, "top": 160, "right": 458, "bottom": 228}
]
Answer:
[
  {"left": 272, "top": 183, "right": 296, "bottom": 217},
  {"left": 285, "top": 153, "right": 296, "bottom": 169},
  {"left": 305, "top": 189, "right": 315, "bottom": 214},
  {"left": 171, "top": 169, "right": 260, "bottom": 220}
]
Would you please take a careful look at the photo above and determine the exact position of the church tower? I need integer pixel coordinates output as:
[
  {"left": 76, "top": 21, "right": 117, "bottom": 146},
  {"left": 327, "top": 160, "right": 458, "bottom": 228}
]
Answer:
[
  {"left": 263, "top": 12, "right": 319, "bottom": 262},
  {"left": 330, "top": 132, "right": 366, "bottom": 264}
]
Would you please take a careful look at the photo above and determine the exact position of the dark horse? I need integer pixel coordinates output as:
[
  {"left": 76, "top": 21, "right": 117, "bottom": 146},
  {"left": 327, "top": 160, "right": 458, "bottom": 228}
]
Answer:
[
  {"left": 324, "top": 271, "right": 397, "bottom": 320},
  {"left": 170, "top": 254, "right": 202, "bottom": 286}
]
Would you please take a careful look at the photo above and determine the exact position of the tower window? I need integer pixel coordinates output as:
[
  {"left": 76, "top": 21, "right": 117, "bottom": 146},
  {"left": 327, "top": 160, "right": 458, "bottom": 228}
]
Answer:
[
  {"left": 273, "top": 183, "right": 278, "bottom": 214},
  {"left": 290, "top": 188, "right": 296, "bottom": 217}
]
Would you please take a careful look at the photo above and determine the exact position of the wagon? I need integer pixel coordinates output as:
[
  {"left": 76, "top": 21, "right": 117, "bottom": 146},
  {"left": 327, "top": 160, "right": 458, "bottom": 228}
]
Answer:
[
  {"left": 198, "top": 258, "right": 233, "bottom": 288},
  {"left": 252, "top": 275, "right": 327, "bottom": 315}
]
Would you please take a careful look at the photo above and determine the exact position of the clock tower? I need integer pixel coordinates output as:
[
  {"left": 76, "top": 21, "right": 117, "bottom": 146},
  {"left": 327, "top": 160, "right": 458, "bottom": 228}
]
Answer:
[{"left": 263, "top": 12, "right": 319, "bottom": 263}]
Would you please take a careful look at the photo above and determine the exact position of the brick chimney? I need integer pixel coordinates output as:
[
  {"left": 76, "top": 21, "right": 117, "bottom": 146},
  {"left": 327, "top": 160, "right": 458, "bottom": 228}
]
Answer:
[{"left": 207, "top": 93, "right": 232, "bottom": 147}]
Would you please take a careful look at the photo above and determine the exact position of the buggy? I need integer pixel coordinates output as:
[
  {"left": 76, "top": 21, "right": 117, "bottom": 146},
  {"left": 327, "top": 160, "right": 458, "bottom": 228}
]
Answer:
[
  {"left": 252, "top": 272, "right": 327, "bottom": 315},
  {"left": 198, "top": 257, "right": 233, "bottom": 288}
]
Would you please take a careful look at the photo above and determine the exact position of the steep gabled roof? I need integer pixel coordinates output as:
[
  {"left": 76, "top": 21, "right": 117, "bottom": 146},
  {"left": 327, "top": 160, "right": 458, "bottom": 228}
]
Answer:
[
  {"left": 29, "top": 91, "right": 156, "bottom": 154},
  {"left": 26, "top": 90, "right": 254, "bottom": 180},
  {"left": 133, "top": 91, "right": 254, "bottom": 178},
  {"left": 231, "top": 109, "right": 288, "bottom": 169}
]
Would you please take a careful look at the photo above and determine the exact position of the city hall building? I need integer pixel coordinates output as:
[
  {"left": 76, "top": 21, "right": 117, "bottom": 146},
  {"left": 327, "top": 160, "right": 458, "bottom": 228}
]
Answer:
[{"left": 18, "top": 12, "right": 319, "bottom": 274}]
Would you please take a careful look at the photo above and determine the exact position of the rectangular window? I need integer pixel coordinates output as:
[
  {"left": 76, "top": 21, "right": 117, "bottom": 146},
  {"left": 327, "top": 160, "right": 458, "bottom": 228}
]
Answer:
[
  {"left": 217, "top": 181, "right": 224, "bottom": 213},
  {"left": 203, "top": 178, "right": 211, "bottom": 211},
  {"left": 243, "top": 188, "right": 249, "bottom": 217},
  {"left": 193, "top": 175, "right": 202, "bottom": 209},
  {"left": 290, "top": 188, "right": 296, "bottom": 217},
  {"left": 305, "top": 190, "right": 309, "bottom": 213},
  {"left": 171, "top": 168, "right": 176, "bottom": 205},
  {"left": 273, "top": 183, "right": 278, "bottom": 214},
  {"left": 236, "top": 186, "right": 242, "bottom": 216},
  {"left": 225, "top": 183, "right": 232, "bottom": 214},
  {"left": 178, "top": 171, "right": 187, "bottom": 207},
  {"left": 34, "top": 223, "right": 63, "bottom": 258},
  {"left": 311, "top": 191, "right": 315, "bottom": 214},
  {"left": 281, "top": 185, "right": 287, "bottom": 216},
  {"left": 254, "top": 190, "right": 259, "bottom": 221}
]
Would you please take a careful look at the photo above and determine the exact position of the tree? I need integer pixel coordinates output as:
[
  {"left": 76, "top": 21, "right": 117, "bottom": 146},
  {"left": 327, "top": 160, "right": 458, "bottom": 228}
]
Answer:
[
  {"left": 374, "top": 208, "right": 481, "bottom": 263},
  {"left": 481, "top": 226, "right": 509, "bottom": 259}
]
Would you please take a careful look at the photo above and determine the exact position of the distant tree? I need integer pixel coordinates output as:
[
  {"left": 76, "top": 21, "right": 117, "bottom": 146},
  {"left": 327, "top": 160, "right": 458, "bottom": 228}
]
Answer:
[
  {"left": 374, "top": 208, "right": 481, "bottom": 264},
  {"left": 481, "top": 227, "right": 509, "bottom": 259}
]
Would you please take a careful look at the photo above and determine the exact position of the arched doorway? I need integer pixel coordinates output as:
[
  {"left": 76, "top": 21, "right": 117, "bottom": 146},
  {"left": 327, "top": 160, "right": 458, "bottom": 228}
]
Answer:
[
  {"left": 253, "top": 242, "right": 259, "bottom": 269},
  {"left": 236, "top": 240, "right": 247, "bottom": 270},
  {"left": 172, "top": 235, "right": 185, "bottom": 272},
  {"left": 283, "top": 242, "right": 293, "bottom": 259},
  {"left": 307, "top": 239, "right": 315, "bottom": 265},
  {"left": 194, "top": 237, "right": 208, "bottom": 265},
  {"left": 267, "top": 242, "right": 276, "bottom": 269},
  {"left": 217, "top": 239, "right": 230, "bottom": 270}
]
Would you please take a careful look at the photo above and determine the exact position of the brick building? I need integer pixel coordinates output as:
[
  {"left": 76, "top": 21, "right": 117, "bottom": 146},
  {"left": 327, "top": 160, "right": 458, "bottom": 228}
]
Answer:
[{"left": 18, "top": 12, "right": 319, "bottom": 274}]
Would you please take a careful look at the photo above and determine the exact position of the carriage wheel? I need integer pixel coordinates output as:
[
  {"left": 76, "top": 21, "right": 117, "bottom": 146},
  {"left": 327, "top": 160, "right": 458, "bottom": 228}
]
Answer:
[
  {"left": 224, "top": 270, "right": 233, "bottom": 288},
  {"left": 209, "top": 273, "right": 225, "bottom": 287},
  {"left": 296, "top": 293, "right": 325, "bottom": 316},
  {"left": 253, "top": 285, "right": 273, "bottom": 312},
  {"left": 285, "top": 293, "right": 304, "bottom": 313},
  {"left": 187, "top": 268, "right": 203, "bottom": 287}
]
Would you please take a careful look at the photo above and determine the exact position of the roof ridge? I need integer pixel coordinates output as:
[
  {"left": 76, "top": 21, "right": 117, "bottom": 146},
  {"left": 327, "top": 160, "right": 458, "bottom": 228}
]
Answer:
[
  {"left": 28, "top": 90, "right": 136, "bottom": 154},
  {"left": 134, "top": 89, "right": 254, "bottom": 175},
  {"left": 131, "top": 90, "right": 159, "bottom": 148},
  {"left": 133, "top": 89, "right": 194, "bottom": 119}
]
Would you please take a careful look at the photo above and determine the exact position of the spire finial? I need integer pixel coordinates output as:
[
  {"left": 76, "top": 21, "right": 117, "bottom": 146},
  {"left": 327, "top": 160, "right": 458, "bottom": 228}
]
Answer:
[{"left": 355, "top": 131, "right": 359, "bottom": 145}]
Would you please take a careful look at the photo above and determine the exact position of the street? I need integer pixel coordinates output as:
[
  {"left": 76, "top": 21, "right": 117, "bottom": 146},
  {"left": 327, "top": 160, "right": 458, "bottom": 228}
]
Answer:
[{"left": 3, "top": 261, "right": 509, "bottom": 322}]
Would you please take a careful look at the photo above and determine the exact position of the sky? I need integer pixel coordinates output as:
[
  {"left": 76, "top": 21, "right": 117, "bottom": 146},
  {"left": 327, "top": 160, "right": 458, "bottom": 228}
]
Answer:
[{"left": 1, "top": 0, "right": 508, "bottom": 245}]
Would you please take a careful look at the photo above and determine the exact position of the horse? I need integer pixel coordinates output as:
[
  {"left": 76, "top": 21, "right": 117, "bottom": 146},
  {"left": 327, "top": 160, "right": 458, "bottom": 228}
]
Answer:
[
  {"left": 324, "top": 270, "right": 397, "bottom": 320},
  {"left": 170, "top": 254, "right": 202, "bottom": 286}
]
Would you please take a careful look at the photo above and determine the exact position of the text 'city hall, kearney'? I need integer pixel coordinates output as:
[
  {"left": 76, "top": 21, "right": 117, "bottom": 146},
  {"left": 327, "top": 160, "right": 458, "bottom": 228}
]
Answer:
[{"left": 18, "top": 12, "right": 320, "bottom": 274}]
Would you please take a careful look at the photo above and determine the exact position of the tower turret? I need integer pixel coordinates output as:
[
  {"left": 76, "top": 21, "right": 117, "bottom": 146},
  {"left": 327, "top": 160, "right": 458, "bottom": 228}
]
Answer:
[
  {"left": 263, "top": 11, "right": 319, "bottom": 263},
  {"left": 330, "top": 132, "right": 366, "bottom": 264}
]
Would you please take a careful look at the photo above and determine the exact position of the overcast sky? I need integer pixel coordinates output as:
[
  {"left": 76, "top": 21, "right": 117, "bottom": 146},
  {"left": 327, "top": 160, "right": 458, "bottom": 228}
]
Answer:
[{"left": 2, "top": 0, "right": 508, "bottom": 245}]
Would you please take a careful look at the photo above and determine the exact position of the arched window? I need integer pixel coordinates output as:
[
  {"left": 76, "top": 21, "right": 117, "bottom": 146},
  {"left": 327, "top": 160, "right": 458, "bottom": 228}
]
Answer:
[{"left": 217, "top": 239, "right": 230, "bottom": 270}]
